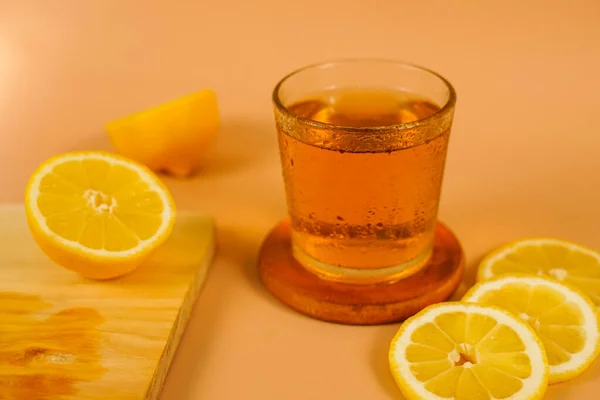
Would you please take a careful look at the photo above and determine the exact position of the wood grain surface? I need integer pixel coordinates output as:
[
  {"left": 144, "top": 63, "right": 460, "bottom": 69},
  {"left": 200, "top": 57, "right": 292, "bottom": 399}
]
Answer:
[{"left": 0, "top": 205, "right": 215, "bottom": 399}]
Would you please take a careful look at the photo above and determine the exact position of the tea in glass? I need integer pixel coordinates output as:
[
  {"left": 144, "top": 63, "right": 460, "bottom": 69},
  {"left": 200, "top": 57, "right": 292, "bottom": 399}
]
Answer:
[{"left": 273, "top": 60, "right": 456, "bottom": 284}]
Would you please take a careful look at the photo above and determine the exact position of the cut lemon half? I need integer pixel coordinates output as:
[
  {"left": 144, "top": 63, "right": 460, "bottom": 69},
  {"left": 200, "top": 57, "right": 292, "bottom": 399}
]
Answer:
[
  {"left": 106, "top": 89, "right": 219, "bottom": 177},
  {"left": 389, "top": 302, "right": 548, "bottom": 400},
  {"left": 25, "top": 151, "right": 176, "bottom": 280},
  {"left": 463, "top": 274, "right": 600, "bottom": 384},
  {"left": 477, "top": 238, "right": 600, "bottom": 307}
]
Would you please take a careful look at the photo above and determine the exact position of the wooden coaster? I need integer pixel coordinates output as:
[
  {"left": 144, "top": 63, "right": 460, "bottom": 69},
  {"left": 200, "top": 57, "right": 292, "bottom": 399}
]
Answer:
[{"left": 258, "top": 219, "right": 465, "bottom": 325}]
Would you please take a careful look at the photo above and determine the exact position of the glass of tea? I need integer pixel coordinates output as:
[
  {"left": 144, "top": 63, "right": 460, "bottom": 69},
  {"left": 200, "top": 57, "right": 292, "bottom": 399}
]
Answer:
[{"left": 272, "top": 59, "right": 456, "bottom": 285}]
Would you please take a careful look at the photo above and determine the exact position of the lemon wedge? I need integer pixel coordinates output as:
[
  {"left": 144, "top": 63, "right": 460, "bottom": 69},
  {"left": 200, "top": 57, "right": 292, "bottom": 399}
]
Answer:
[{"left": 106, "top": 89, "right": 219, "bottom": 177}]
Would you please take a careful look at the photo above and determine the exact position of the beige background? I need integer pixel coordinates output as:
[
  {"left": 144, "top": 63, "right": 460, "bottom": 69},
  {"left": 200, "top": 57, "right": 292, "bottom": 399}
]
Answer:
[{"left": 1, "top": 1, "right": 599, "bottom": 398}]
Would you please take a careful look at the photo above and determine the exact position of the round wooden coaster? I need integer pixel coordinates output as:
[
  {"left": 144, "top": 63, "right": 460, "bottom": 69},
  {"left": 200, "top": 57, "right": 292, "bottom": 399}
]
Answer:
[{"left": 258, "top": 219, "right": 465, "bottom": 325}]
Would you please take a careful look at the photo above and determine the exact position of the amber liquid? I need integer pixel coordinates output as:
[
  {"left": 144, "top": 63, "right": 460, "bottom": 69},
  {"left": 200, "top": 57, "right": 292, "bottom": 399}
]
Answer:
[{"left": 278, "top": 88, "right": 449, "bottom": 283}]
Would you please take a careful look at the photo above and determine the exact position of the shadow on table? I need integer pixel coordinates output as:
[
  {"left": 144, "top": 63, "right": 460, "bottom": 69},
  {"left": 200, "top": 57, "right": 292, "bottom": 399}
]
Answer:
[
  {"left": 158, "top": 251, "right": 226, "bottom": 400},
  {"left": 201, "top": 117, "right": 279, "bottom": 177},
  {"left": 217, "top": 224, "right": 293, "bottom": 311},
  {"left": 371, "top": 324, "right": 407, "bottom": 399},
  {"left": 68, "top": 116, "right": 278, "bottom": 179},
  {"left": 543, "top": 356, "right": 600, "bottom": 399}
]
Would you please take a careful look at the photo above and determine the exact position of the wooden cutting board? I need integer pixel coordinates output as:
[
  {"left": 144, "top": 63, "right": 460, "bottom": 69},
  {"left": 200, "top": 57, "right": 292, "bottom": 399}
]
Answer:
[{"left": 0, "top": 204, "right": 216, "bottom": 399}]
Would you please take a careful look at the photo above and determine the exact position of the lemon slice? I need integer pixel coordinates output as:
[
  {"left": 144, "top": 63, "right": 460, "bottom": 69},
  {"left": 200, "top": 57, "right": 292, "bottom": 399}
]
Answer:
[
  {"left": 389, "top": 302, "right": 548, "bottom": 400},
  {"left": 463, "top": 274, "right": 600, "bottom": 384},
  {"left": 477, "top": 238, "right": 600, "bottom": 307},
  {"left": 106, "top": 89, "right": 219, "bottom": 177},
  {"left": 25, "top": 151, "right": 176, "bottom": 279}
]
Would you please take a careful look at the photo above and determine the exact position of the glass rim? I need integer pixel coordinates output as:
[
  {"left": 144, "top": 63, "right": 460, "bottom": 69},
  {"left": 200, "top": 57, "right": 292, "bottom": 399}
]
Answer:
[{"left": 272, "top": 58, "right": 457, "bottom": 133}]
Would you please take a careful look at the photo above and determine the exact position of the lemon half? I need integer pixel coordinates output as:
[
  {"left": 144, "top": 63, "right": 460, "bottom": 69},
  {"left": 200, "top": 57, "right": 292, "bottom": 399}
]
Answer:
[{"left": 25, "top": 151, "right": 176, "bottom": 279}]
